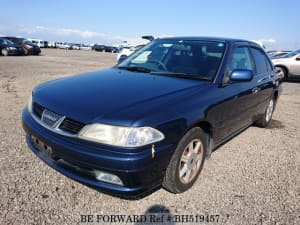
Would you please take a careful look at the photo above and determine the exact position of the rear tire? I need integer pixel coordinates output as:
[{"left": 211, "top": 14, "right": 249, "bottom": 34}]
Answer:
[
  {"left": 163, "top": 127, "right": 207, "bottom": 193},
  {"left": 255, "top": 97, "right": 275, "bottom": 128}
]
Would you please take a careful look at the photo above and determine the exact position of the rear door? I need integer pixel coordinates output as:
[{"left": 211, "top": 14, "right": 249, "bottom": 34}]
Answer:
[{"left": 248, "top": 46, "right": 274, "bottom": 119}]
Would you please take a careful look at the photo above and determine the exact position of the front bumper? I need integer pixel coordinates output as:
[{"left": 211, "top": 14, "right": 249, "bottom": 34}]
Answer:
[
  {"left": 28, "top": 47, "right": 41, "bottom": 55},
  {"left": 7, "top": 48, "right": 24, "bottom": 56},
  {"left": 22, "top": 108, "right": 174, "bottom": 197}
]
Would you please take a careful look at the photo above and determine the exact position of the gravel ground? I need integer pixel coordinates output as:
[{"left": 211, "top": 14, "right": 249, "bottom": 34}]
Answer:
[{"left": 0, "top": 49, "right": 299, "bottom": 225}]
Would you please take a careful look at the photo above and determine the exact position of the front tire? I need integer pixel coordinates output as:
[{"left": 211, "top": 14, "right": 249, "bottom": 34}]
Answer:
[
  {"left": 163, "top": 127, "right": 207, "bottom": 193},
  {"left": 255, "top": 97, "right": 275, "bottom": 128},
  {"left": 1, "top": 48, "right": 8, "bottom": 56}
]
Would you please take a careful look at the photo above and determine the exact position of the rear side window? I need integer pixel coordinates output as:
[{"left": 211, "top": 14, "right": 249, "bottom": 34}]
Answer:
[{"left": 250, "top": 48, "right": 271, "bottom": 74}]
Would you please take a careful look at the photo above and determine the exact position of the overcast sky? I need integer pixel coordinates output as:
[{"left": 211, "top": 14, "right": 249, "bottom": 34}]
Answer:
[{"left": 0, "top": 0, "right": 299, "bottom": 50}]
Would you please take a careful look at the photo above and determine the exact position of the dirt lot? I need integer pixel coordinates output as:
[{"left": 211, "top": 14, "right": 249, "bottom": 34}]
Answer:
[{"left": 0, "top": 49, "right": 299, "bottom": 225}]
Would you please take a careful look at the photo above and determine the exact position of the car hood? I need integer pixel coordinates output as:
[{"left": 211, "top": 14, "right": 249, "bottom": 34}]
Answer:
[{"left": 33, "top": 68, "right": 208, "bottom": 125}]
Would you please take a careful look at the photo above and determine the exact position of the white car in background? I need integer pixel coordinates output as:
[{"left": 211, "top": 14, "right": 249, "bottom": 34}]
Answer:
[
  {"left": 47, "top": 41, "right": 56, "bottom": 48},
  {"left": 71, "top": 44, "right": 80, "bottom": 50},
  {"left": 117, "top": 35, "right": 154, "bottom": 63},
  {"left": 27, "top": 38, "right": 45, "bottom": 48},
  {"left": 117, "top": 44, "right": 145, "bottom": 62},
  {"left": 57, "top": 42, "right": 71, "bottom": 49},
  {"left": 80, "top": 45, "right": 92, "bottom": 51},
  {"left": 272, "top": 49, "right": 300, "bottom": 80}
]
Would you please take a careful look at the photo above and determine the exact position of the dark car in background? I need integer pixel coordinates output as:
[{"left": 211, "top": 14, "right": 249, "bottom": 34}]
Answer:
[
  {"left": 104, "top": 45, "right": 118, "bottom": 53},
  {"left": 93, "top": 45, "right": 118, "bottom": 53},
  {"left": 2, "top": 37, "right": 41, "bottom": 55},
  {"left": 22, "top": 37, "right": 282, "bottom": 198},
  {"left": 94, "top": 44, "right": 105, "bottom": 52},
  {"left": 0, "top": 37, "right": 24, "bottom": 56}
]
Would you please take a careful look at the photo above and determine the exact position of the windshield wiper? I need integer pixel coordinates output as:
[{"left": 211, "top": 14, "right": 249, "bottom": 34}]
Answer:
[
  {"left": 117, "top": 66, "right": 152, "bottom": 73},
  {"left": 150, "top": 71, "right": 211, "bottom": 81}
]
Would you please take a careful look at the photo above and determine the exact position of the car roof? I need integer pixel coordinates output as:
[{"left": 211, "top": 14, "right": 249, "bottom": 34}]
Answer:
[
  {"left": 2, "top": 36, "right": 24, "bottom": 41},
  {"left": 157, "top": 36, "right": 259, "bottom": 46},
  {"left": 2, "top": 36, "right": 16, "bottom": 39},
  {"left": 0, "top": 37, "right": 14, "bottom": 41}
]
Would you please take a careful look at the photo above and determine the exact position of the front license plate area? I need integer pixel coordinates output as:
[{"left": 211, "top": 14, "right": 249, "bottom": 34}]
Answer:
[{"left": 31, "top": 135, "right": 53, "bottom": 157}]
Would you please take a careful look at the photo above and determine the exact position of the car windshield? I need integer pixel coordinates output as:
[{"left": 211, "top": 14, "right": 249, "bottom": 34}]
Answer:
[
  {"left": 117, "top": 39, "right": 226, "bottom": 81},
  {"left": 0, "top": 38, "right": 15, "bottom": 45},
  {"left": 22, "top": 39, "right": 33, "bottom": 44},
  {"left": 282, "top": 49, "right": 300, "bottom": 58}
]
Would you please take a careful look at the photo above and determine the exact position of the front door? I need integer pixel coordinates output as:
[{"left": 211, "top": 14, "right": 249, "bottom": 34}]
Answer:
[{"left": 212, "top": 45, "right": 256, "bottom": 144}]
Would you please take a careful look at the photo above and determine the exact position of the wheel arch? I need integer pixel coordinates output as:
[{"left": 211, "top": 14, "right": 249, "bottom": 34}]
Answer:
[
  {"left": 187, "top": 120, "right": 214, "bottom": 158},
  {"left": 275, "top": 65, "right": 289, "bottom": 78}
]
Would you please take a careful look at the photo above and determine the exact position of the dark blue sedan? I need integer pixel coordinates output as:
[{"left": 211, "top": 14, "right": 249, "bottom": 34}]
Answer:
[
  {"left": 22, "top": 37, "right": 282, "bottom": 197},
  {"left": 0, "top": 37, "right": 24, "bottom": 56}
]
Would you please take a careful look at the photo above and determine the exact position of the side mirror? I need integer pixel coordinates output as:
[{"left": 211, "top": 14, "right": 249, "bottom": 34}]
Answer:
[
  {"left": 230, "top": 69, "right": 254, "bottom": 82},
  {"left": 296, "top": 56, "right": 300, "bottom": 61},
  {"left": 117, "top": 55, "right": 128, "bottom": 64}
]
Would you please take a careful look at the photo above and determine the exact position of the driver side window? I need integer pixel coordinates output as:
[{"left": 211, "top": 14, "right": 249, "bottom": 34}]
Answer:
[
  {"left": 229, "top": 46, "right": 254, "bottom": 73},
  {"left": 224, "top": 46, "right": 254, "bottom": 83}
]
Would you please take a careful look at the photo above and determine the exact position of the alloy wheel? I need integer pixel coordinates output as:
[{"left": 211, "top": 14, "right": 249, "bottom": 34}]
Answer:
[
  {"left": 179, "top": 138, "right": 204, "bottom": 184},
  {"left": 266, "top": 99, "right": 274, "bottom": 123}
]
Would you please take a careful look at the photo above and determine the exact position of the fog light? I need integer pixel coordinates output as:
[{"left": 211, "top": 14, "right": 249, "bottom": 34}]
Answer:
[{"left": 94, "top": 170, "right": 124, "bottom": 186}]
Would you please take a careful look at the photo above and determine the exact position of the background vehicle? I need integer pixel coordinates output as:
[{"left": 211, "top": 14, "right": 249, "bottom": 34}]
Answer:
[
  {"left": 104, "top": 45, "right": 118, "bottom": 53},
  {"left": 43, "top": 41, "right": 49, "bottom": 48},
  {"left": 80, "top": 44, "right": 92, "bottom": 51},
  {"left": 47, "top": 41, "right": 56, "bottom": 48},
  {"left": 70, "top": 44, "right": 80, "bottom": 50},
  {"left": 0, "top": 37, "right": 24, "bottom": 56},
  {"left": 117, "top": 44, "right": 145, "bottom": 62},
  {"left": 28, "top": 38, "right": 46, "bottom": 48},
  {"left": 272, "top": 49, "right": 300, "bottom": 80},
  {"left": 267, "top": 50, "right": 291, "bottom": 59},
  {"left": 94, "top": 44, "right": 105, "bottom": 52},
  {"left": 142, "top": 35, "right": 155, "bottom": 41},
  {"left": 2, "top": 37, "right": 41, "bottom": 55},
  {"left": 57, "top": 42, "right": 71, "bottom": 49}
]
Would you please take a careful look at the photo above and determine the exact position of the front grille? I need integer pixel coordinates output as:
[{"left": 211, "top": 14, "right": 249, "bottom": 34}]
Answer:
[
  {"left": 59, "top": 118, "right": 85, "bottom": 134},
  {"left": 33, "top": 102, "right": 44, "bottom": 118},
  {"left": 32, "top": 102, "right": 85, "bottom": 134}
]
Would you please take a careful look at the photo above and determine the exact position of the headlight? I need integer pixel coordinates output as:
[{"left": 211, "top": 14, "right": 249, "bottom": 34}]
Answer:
[
  {"left": 27, "top": 94, "right": 32, "bottom": 112},
  {"left": 78, "top": 123, "right": 164, "bottom": 147},
  {"left": 8, "top": 47, "right": 16, "bottom": 50}
]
